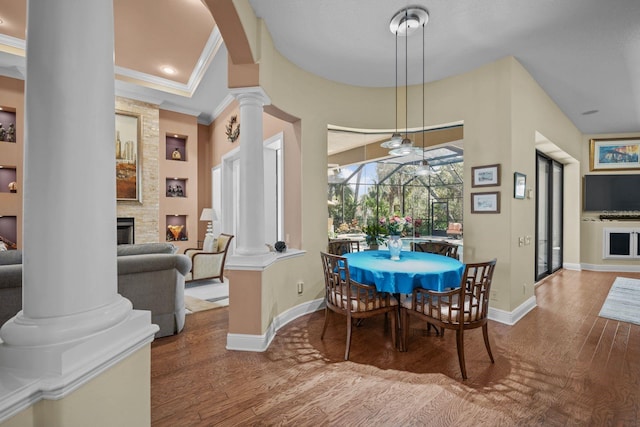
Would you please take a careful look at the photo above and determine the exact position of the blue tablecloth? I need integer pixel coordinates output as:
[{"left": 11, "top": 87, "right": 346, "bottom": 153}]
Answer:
[{"left": 344, "top": 250, "right": 464, "bottom": 294}]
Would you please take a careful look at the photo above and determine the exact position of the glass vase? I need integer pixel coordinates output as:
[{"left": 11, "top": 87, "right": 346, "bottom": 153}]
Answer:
[{"left": 388, "top": 235, "right": 402, "bottom": 261}]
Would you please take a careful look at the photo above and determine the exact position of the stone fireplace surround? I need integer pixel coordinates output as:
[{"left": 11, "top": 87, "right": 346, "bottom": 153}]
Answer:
[{"left": 115, "top": 97, "right": 160, "bottom": 244}]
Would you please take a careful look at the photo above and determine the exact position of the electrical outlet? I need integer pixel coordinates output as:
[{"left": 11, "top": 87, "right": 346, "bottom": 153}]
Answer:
[
  {"left": 518, "top": 236, "right": 525, "bottom": 247},
  {"left": 525, "top": 236, "right": 531, "bottom": 245},
  {"left": 297, "top": 281, "right": 304, "bottom": 294}
]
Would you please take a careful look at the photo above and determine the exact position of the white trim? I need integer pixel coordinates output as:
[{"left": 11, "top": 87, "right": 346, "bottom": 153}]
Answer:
[
  {"left": 488, "top": 295, "right": 537, "bottom": 325},
  {"left": 0, "top": 34, "right": 25, "bottom": 53},
  {"left": 226, "top": 249, "right": 306, "bottom": 271},
  {"left": 114, "top": 27, "right": 222, "bottom": 97},
  {"left": 580, "top": 263, "right": 640, "bottom": 272},
  {"left": 210, "top": 94, "right": 236, "bottom": 123},
  {"left": 0, "top": 310, "right": 157, "bottom": 424},
  {"left": 562, "top": 262, "right": 581, "bottom": 271},
  {"left": 226, "top": 298, "right": 324, "bottom": 352}
]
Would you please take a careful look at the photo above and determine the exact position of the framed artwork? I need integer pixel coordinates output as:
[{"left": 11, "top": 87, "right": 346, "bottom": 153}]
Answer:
[
  {"left": 514, "top": 172, "right": 526, "bottom": 199},
  {"left": 472, "top": 164, "right": 501, "bottom": 187},
  {"left": 115, "top": 111, "right": 141, "bottom": 200},
  {"left": 471, "top": 191, "right": 500, "bottom": 213},
  {"left": 590, "top": 137, "right": 640, "bottom": 171}
]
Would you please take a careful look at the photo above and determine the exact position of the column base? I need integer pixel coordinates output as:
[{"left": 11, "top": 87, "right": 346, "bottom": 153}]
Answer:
[
  {"left": 0, "top": 310, "right": 158, "bottom": 423},
  {"left": 0, "top": 295, "right": 132, "bottom": 348}
]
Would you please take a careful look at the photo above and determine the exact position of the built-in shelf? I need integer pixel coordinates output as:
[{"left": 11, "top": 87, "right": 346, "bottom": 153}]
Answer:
[
  {"left": 0, "top": 109, "right": 17, "bottom": 143},
  {"left": 0, "top": 167, "right": 17, "bottom": 193},
  {"left": 166, "top": 215, "right": 188, "bottom": 241},
  {"left": 0, "top": 215, "right": 17, "bottom": 249},
  {"left": 603, "top": 227, "right": 640, "bottom": 259},
  {"left": 166, "top": 135, "right": 187, "bottom": 161},
  {"left": 165, "top": 178, "right": 187, "bottom": 197}
]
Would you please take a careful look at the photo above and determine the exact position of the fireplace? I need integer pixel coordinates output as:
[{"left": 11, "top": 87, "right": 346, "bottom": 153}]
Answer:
[{"left": 117, "top": 217, "right": 135, "bottom": 245}]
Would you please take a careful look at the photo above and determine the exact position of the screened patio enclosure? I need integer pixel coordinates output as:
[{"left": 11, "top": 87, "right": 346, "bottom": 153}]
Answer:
[{"left": 328, "top": 146, "right": 464, "bottom": 241}]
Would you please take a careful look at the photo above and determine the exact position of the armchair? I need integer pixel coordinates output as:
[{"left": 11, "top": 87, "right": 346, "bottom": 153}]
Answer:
[{"left": 184, "top": 233, "right": 234, "bottom": 282}]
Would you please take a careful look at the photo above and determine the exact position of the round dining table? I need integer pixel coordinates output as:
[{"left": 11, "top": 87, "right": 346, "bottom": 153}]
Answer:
[{"left": 343, "top": 250, "right": 464, "bottom": 294}]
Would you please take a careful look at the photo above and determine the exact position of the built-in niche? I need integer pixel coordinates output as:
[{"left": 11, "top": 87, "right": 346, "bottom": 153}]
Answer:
[
  {"left": 166, "top": 215, "right": 188, "bottom": 241},
  {"left": 0, "top": 109, "right": 16, "bottom": 143},
  {"left": 165, "top": 178, "right": 187, "bottom": 197},
  {"left": 166, "top": 135, "right": 186, "bottom": 161},
  {"left": 0, "top": 167, "right": 17, "bottom": 193},
  {"left": 0, "top": 215, "right": 17, "bottom": 249}
]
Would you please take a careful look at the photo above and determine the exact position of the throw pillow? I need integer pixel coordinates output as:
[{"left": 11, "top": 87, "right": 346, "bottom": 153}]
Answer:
[{"left": 203, "top": 235, "right": 217, "bottom": 252}]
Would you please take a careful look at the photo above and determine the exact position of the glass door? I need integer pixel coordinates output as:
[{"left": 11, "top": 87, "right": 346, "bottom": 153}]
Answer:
[{"left": 535, "top": 152, "right": 563, "bottom": 280}]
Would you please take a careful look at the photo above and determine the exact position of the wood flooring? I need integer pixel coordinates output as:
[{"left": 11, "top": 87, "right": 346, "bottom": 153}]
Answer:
[{"left": 151, "top": 269, "right": 640, "bottom": 426}]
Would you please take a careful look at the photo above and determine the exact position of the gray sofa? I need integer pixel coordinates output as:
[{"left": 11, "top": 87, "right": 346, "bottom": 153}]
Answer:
[{"left": 0, "top": 243, "right": 192, "bottom": 338}]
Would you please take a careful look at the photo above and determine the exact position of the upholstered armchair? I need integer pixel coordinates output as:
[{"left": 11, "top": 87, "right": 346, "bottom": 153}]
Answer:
[{"left": 184, "top": 233, "right": 234, "bottom": 282}]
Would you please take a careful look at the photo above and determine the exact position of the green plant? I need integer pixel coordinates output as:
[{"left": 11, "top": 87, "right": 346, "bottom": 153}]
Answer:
[{"left": 363, "top": 221, "right": 385, "bottom": 246}]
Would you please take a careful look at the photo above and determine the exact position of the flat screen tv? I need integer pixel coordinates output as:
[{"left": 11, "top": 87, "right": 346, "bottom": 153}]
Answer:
[{"left": 583, "top": 174, "right": 640, "bottom": 211}]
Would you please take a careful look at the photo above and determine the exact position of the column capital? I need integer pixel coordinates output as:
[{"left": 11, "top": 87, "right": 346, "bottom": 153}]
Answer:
[{"left": 229, "top": 86, "right": 271, "bottom": 106}]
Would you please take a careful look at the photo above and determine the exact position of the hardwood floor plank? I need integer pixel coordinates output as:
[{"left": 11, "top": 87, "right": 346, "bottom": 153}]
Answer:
[{"left": 151, "top": 270, "right": 640, "bottom": 426}]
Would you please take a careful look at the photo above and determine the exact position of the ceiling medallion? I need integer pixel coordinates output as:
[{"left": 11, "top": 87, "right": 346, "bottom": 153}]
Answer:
[{"left": 226, "top": 115, "right": 240, "bottom": 142}]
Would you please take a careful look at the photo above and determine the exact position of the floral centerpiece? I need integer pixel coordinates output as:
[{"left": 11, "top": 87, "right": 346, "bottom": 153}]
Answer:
[
  {"left": 380, "top": 215, "right": 412, "bottom": 260},
  {"left": 380, "top": 215, "right": 412, "bottom": 236}
]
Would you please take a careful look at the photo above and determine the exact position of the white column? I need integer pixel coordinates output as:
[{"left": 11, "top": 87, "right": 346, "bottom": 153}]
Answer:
[
  {"left": 0, "top": 0, "right": 155, "bottom": 363},
  {"left": 232, "top": 88, "right": 271, "bottom": 256}
]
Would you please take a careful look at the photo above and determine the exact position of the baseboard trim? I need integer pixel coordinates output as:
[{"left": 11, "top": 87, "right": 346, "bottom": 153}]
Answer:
[
  {"left": 489, "top": 295, "right": 537, "bottom": 326},
  {"left": 563, "top": 262, "right": 582, "bottom": 271},
  {"left": 226, "top": 298, "right": 325, "bottom": 352},
  {"left": 228, "top": 293, "right": 538, "bottom": 350},
  {"left": 581, "top": 263, "right": 640, "bottom": 272}
]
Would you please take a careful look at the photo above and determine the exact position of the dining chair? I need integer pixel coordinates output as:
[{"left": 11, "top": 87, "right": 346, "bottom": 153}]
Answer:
[
  {"left": 320, "top": 252, "right": 397, "bottom": 360},
  {"left": 412, "top": 240, "right": 459, "bottom": 260},
  {"left": 401, "top": 259, "right": 497, "bottom": 379},
  {"left": 327, "top": 239, "right": 359, "bottom": 255}
]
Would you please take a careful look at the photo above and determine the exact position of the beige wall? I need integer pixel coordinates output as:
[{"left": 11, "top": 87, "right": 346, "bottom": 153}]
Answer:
[
  {"left": 1, "top": 345, "right": 152, "bottom": 427},
  {"left": 222, "top": 11, "right": 587, "bottom": 317},
  {"left": 197, "top": 123, "right": 212, "bottom": 243},
  {"left": 158, "top": 110, "right": 199, "bottom": 252},
  {"left": 580, "top": 132, "right": 640, "bottom": 266}
]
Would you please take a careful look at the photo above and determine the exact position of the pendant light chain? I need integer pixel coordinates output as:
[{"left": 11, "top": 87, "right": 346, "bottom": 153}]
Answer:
[
  {"left": 395, "top": 30, "right": 398, "bottom": 137},
  {"left": 405, "top": 9, "right": 409, "bottom": 141},
  {"left": 422, "top": 18, "right": 426, "bottom": 161}
]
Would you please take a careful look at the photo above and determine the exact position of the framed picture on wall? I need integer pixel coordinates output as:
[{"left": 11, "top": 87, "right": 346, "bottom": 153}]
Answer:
[
  {"left": 471, "top": 191, "right": 500, "bottom": 213},
  {"left": 589, "top": 137, "right": 640, "bottom": 171},
  {"left": 115, "top": 111, "right": 141, "bottom": 201},
  {"left": 514, "top": 172, "right": 526, "bottom": 199},
  {"left": 471, "top": 164, "right": 501, "bottom": 187}
]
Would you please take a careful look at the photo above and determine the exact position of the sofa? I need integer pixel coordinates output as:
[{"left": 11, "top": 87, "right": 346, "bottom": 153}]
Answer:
[
  {"left": 0, "top": 243, "right": 192, "bottom": 338},
  {"left": 0, "top": 249, "right": 22, "bottom": 328}
]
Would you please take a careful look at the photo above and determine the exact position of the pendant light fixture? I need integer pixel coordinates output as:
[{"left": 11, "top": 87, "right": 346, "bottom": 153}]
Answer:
[
  {"left": 413, "top": 12, "right": 431, "bottom": 176},
  {"left": 383, "top": 7, "right": 429, "bottom": 157}
]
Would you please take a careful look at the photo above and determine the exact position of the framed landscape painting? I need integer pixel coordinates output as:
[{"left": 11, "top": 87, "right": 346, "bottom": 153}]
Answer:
[
  {"left": 472, "top": 164, "right": 501, "bottom": 187},
  {"left": 590, "top": 137, "right": 640, "bottom": 171},
  {"left": 115, "top": 111, "right": 141, "bottom": 200},
  {"left": 471, "top": 191, "right": 500, "bottom": 213}
]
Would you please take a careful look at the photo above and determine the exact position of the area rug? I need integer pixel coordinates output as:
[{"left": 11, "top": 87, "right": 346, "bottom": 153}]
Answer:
[
  {"left": 184, "top": 279, "right": 229, "bottom": 314},
  {"left": 599, "top": 277, "right": 640, "bottom": 326},
  {"left": 184, "top": 295, "right": 229, "bottom": 313}
]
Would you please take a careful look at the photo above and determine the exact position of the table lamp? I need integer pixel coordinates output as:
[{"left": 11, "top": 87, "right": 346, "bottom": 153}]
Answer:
[{"left": 200, "top": 208, "right": 217, "bottom": 236}]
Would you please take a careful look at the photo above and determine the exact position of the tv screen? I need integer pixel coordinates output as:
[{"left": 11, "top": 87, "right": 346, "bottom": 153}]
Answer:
[{"left": 584, "top": 174, "right": 640, "bottom": 211}]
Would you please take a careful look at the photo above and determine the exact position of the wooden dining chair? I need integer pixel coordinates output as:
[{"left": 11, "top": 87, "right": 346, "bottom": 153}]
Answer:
[
  {"left": 320, "top": 252, "right": 397, "bottom": 360},
  {"left": 413, "top": 240, "right": 459, "bottom": 260},
  {"left": 327, "top": 239, "right": 358, "bottom": 255},
  {"left": 401, "top": 259, "right": 497, "bottom": 379}
]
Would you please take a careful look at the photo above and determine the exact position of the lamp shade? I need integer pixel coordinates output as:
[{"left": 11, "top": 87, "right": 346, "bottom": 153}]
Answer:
[{"left": 200, "top": 208, "right": 217, "bottom": 221}]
